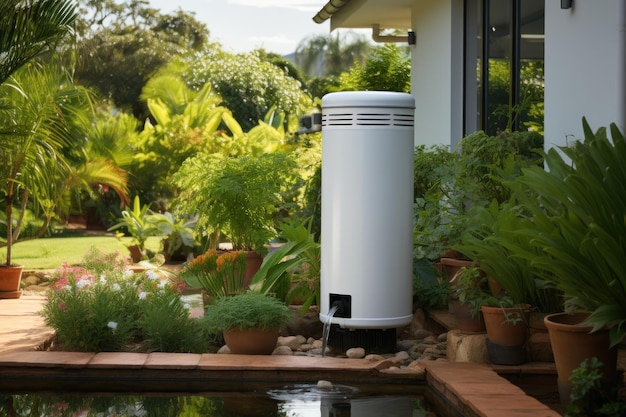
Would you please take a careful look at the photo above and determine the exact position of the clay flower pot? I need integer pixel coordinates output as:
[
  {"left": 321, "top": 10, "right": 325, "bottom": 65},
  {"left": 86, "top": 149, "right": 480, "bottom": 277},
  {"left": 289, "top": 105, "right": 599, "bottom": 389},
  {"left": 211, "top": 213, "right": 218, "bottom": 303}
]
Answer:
[
  {"left": 481, "top": 304, "right": 530, "bottom": 365},
  {"left": 544, "top": 312, "right": 618, "bottom": 407},
  {"left": 0, "top": 265, "right": 24, "bottom": 299},
  {"left": 451, "top": 299, "right": 485, "bottom": 334},
  {"left": 223, "top": 327, "right": 279, "bottom": 355}
]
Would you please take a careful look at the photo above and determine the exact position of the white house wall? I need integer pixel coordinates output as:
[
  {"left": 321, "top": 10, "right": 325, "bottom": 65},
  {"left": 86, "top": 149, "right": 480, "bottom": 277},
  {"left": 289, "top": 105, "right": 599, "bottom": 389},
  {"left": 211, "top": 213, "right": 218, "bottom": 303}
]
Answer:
[
  {"left": 545, "top": 0, "right": 623, "bottom": 150},
  {"left": 410, "top": 0, "right": 464, "bottom": 149}
]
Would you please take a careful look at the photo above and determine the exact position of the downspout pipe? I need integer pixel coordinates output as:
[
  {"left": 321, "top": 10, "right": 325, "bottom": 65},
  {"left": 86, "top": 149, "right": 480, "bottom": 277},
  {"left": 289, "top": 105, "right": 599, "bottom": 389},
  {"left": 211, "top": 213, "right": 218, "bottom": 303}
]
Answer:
[{"left": 617, "top": 0, "right": 626, "bottom": 130}]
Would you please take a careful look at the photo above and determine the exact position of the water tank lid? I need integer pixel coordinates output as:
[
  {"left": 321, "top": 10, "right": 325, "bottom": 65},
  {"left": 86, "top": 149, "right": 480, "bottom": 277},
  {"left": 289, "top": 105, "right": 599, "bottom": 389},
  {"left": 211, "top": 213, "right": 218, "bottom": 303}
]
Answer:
[{"left": 322, "top": 91, "right": 415, "bottom": 110}]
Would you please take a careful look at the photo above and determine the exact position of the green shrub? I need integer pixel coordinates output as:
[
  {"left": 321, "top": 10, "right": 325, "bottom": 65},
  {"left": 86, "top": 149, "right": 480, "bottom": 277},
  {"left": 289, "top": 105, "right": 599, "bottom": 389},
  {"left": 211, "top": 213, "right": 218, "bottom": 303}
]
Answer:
[
  {"left": 41, "top": 248, "right": 206, "bottom": 353},
  {"left": 203, "top": 292, "right": 292, "bottom": 333}
]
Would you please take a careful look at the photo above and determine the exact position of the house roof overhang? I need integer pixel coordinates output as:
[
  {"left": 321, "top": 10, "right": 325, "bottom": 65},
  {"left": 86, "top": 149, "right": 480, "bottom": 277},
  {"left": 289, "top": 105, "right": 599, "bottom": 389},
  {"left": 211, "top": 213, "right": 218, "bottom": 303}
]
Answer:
[{"left": 313, "top": 0, "right": 413, "bottom": 31}]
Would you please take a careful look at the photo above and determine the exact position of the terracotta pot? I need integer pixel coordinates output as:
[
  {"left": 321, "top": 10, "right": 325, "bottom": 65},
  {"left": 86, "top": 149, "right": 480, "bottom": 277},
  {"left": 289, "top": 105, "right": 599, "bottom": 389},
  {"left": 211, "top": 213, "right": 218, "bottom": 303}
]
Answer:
[
  {"left": 544, "top": 312, "right": 618, "bottom": 406},
  {"left": 127, "top": 245, "right": 143, "bottom": 263},
  {"left": 0, "top": 265, "right": 24, "bottom": 299},
  {"left": 223, "top": 327, "right": 279, "bottom": 355},
  {"left": 243, "top": 251, "right": 263, "bottom": 289},
  {"left": 481, "top": 305, "right": 529, "bottom": 347},
  {"left": 451, "top": 299, "right": 485, "bottom": 334},
  {"left": 487, "top": 276, "right": 506, "bottom": 298},
  {"left": 439, "top": 258, "right": 475, "bottom": 282}
]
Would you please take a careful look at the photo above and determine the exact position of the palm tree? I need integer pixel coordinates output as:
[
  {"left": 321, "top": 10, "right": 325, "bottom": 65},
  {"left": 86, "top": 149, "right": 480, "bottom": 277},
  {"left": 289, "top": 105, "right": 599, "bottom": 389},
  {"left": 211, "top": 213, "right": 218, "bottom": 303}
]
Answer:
[
  {"left": 294, "top": 31, "right": 372, "bottom": 78},
  {"left": 0, "top": 0, "right": 77, "bottom": 267},
  {"left": 0, "top": 62, "right": 92, "bottom": 265},
  {"left": 0, "top": 0, "right": 76, "bottom": 84}
]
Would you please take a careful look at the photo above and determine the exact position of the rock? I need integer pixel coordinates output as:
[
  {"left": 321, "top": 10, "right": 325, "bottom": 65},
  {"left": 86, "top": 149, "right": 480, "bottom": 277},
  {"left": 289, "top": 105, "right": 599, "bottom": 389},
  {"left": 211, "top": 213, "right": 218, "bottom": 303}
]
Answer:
[
  {"left": 217, "top": 345, "right": 231, "bottom": 354},
  {"left": 423, "top": 347, "right": 446, "bottom": 359},
  {"left": 437, "top": 332, "right": 448, "bottom": 343},
  {"left": 308, "top": 348, "right": 324, "bottom": 356},
  {"left": 21, "top": 275, "right": 40, "bottom": 287},
  {"left": 311, "top": 340, "right": 323, "bottom": 349},
  {"left": 272, "top": 346, "right": 294, "bottom": 355},
  {"left": 394, "top": 351, "right": 411, "bottom": 363},
  {"left": 277, "top": 335, "right": 306, "bottom": 350},
  {"left": 446, "top": 329, "right": 488, "bottom": 362},
  {"left": 285, "top": 308, "right": 323, "bottom": 339},
  {"left": 407, "top": 360, "right": 426, "bottom": 372},
  {"left": 396, "top": 339, "right": 417, "bottom": 351},
  {"left": 364, "top": 354, "right": 386, "bottom": 362},
  {"left": 299, "top": 343, "right": 313, "bottom": 352},
  {"left": 317, "top": 380, "right": 333, "bottom": 390},
  {"left": 346, "top": 347, "right": 366, "bottom": 359},
  {"left": 412, "top": 328, "right": 431, "bottom": 340}
]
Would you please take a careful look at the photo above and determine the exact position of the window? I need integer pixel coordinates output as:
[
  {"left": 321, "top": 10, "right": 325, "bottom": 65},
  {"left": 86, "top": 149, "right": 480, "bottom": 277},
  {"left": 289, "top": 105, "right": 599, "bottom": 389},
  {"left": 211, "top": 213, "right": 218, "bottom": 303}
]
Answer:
[{"left": 465, "top": 0, "right": 544, "bottom": 135}]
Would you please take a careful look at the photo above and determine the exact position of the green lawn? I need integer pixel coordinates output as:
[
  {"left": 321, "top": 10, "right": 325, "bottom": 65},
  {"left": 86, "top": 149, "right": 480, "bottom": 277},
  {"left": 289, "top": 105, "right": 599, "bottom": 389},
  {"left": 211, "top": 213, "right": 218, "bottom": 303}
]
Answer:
[{"left": 1, "top": 234, "right": 162, "bottom": 270}]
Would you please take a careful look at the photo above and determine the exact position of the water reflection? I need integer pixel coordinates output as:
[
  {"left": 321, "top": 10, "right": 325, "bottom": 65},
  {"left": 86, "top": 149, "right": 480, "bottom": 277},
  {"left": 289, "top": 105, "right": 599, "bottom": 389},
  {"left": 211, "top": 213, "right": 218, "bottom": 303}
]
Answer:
[{"left": 0, "top": 385, "right": 434, "bottom": 417}]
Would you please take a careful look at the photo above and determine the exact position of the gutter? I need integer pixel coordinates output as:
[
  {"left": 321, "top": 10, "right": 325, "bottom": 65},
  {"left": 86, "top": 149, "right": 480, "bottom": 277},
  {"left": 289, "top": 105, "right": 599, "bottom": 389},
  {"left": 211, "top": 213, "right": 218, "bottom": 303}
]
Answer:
[
  {"left": 313, "top": 2, "right": 415, "bottom": 45},
  {"left": 313, "top": 0, "right": 351, "bottom": 24}
]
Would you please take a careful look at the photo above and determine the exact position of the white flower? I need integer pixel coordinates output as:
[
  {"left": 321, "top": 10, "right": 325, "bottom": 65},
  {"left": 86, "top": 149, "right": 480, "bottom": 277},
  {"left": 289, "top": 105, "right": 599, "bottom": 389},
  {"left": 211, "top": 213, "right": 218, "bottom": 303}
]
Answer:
[
  {"left": 112, "top": 283, "right": 121, "bottom": 291},
  {"left": 107, "top": 321, "right": 118, "bottom": 333},
  {"left": 158, "top": 279, "right": 167, "bottom": 289},
  {"left": 63, "top": 285, "right": 72, "bottom": 291},
  {"left": 146, "top": 270, "right": 158, "bottom": 281},
  {"left": 75, "top": 279, "right": 89, "bottom": 289},
  {"left": 123, "top": 268, "right": 134, "bottom": 278},
  {"left": 183, "top": 303, "right": 191, "bottom": 310},
  {"left": 138, "top": 291, "right": 147, "bottom": 300},
  {"left": 99, "top": 275, "right": 107, "bottom": 284}
]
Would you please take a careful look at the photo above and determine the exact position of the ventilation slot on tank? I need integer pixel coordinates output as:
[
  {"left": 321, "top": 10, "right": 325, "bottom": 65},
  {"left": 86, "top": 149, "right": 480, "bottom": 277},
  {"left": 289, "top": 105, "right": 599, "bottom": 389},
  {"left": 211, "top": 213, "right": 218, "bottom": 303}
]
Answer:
[
  {"left": 355, "top": 112, "right": 393, "bottom": 126},
  {"left": 393, "top": 112, "right": 415, "bottom": 127},
  {"left": 323, "top": 113, "right": 354, "bottom": 126}
]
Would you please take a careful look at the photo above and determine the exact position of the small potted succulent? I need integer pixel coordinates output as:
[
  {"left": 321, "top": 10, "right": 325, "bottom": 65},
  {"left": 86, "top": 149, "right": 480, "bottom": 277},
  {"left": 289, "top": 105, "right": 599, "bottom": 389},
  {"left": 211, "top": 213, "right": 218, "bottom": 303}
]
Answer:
[{"left": 202, "top": 291, "right": 292, "bottom": 355}]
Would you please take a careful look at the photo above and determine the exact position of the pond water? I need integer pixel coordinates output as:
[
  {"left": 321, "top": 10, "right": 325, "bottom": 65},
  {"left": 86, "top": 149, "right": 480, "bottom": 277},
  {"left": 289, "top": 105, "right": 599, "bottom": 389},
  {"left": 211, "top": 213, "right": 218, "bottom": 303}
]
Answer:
[{"left": 0, "top": 383, "right": 438, "bottom": 417}]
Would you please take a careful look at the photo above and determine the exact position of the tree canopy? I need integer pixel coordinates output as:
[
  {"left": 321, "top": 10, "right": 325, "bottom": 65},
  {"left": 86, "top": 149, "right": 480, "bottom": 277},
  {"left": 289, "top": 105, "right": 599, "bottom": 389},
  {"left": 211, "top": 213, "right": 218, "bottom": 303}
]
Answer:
[{"left": 73, "top": 0, "right": 210, "bottom": 120}]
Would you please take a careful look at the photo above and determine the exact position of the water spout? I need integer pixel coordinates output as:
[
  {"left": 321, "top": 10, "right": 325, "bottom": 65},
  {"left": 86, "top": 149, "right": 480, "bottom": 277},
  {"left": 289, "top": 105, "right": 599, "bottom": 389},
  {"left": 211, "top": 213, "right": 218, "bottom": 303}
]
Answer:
[{"left": 321, "top": 304, "right": 340, "bottom": 357}]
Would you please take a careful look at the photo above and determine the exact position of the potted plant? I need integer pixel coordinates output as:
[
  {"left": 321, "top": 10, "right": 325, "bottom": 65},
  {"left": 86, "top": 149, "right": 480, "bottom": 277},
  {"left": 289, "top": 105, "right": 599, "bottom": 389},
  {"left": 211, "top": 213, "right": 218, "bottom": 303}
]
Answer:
[
  {"left": 172, "top": 151, "right": 299, "bottom": 279},
  {"left": 149, "top": 211, "right": 196, "bottom": 262},
  {"left": 458, "top": 200, "right": 563, "bottom": 316},
  {"left": 108, "top": 196, "right": 161, "bottom": 262},
  {"left": 449, "top": 266, "right": 487, "bottom": 334},
  {"left": 506, "top": 119, "right": 626, "bottom": 404},
  {"left": 202, "top": 291, "right": 292, "bottom": 355},
  {"left": 180, "top": 249, "right": 248, "bottom": 303},
  {"left": 248, "top": 218, "right": 321, "bottom": 312}
]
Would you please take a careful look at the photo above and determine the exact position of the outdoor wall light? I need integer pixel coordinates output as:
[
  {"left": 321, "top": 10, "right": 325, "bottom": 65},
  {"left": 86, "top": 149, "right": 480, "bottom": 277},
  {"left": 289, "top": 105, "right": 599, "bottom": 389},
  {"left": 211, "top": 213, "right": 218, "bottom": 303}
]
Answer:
[
  {"left": 408, "top": 31, "right": 416, "bottom": 45},
  {"left": 561, "top": 0, "right": 573, "bottom": 9}
]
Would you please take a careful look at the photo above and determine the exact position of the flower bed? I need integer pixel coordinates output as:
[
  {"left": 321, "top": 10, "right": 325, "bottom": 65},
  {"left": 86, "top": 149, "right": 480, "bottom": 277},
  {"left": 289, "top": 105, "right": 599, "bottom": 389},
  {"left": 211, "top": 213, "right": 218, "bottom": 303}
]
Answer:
[{"left": 40, "top": 247, "right": 212, "bottom": 353}]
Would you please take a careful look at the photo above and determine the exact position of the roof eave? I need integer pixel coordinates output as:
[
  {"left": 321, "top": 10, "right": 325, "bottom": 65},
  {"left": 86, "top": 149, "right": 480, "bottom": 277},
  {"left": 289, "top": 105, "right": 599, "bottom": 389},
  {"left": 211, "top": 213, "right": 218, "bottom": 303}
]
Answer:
[{"left": 313, "top": 0, "right": 351, "bottom": 24}]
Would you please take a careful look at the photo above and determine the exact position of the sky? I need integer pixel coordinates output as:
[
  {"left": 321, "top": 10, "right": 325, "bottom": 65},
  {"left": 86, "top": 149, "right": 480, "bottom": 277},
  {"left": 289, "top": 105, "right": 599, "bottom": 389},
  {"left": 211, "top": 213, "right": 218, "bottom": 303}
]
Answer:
[{"left": 146, "top": 0, "right": 336, "bottom": 56}]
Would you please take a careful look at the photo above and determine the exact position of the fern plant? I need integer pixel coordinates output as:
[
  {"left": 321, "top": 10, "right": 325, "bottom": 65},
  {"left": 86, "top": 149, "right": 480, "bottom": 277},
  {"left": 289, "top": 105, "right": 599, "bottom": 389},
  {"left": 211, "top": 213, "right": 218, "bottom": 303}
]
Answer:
[{"left": 172, "top": 152, "right": 298, "bottom": 254}]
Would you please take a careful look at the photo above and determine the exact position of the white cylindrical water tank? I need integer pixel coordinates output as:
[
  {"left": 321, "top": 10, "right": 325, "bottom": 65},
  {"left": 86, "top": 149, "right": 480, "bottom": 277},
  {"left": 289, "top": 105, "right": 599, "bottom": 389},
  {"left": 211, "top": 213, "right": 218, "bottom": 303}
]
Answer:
[{"left": 319, "top": 91, "right": 415, "bottom": 329}]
